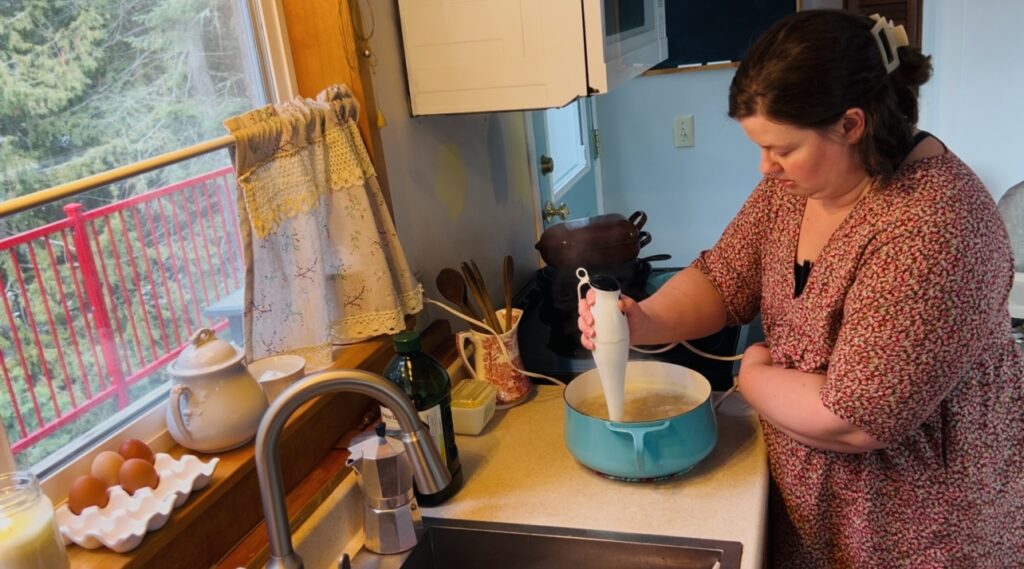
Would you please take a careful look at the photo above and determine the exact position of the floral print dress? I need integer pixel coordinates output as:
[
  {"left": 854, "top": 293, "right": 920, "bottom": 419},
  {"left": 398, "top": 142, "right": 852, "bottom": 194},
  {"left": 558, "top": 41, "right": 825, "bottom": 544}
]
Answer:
[{"left": 693, "top": 152, "right": 1024, "bottom": 567}]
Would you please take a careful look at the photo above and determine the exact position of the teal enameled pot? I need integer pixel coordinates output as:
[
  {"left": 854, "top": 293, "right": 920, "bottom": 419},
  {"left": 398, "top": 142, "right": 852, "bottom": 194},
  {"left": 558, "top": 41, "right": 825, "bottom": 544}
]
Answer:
[{"left": 563, "top": 361, "right": 717, "bottom": 479}]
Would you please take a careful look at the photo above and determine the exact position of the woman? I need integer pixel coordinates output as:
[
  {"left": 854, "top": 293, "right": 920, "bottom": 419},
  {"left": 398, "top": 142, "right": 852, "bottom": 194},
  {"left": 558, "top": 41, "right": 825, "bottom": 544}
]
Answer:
[{"left": 579, "top": 10, "right": 1024, "bottom": 567}]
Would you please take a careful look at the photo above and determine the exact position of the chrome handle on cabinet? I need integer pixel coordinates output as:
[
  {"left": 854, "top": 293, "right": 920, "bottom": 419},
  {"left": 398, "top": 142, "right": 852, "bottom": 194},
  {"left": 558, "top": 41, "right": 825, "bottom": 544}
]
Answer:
[
  {"left": 540, "top": 155, "right": 554, "bottom": 175},
  {"left": 543, "top": 201, "right": 570, "bottom": 222}
]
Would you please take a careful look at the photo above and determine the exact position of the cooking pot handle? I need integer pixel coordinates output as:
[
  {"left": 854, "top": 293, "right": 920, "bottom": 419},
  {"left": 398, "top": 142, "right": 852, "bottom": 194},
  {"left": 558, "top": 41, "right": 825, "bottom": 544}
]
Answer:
[
  {"left": 606, "top": 421, "right": 670, "bottom": 475},
  {"left": 637, "top": 231, "right": 652, "bottom": 249},
  {"left": 628, "top": 211, "right": 648, "bottom": 231}
]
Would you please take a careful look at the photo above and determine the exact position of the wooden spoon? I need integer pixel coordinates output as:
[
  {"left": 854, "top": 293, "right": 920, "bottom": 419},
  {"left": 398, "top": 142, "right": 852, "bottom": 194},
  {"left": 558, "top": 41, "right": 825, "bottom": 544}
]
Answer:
[
  {"left": 462, "top": 261, "right": 503, "bottom": 332},
  {"left": 502, "top": 255, "right": 514, "bottom": 332},
  {"left": 436, "top": 268, "right": 482, "bottom": 329}
]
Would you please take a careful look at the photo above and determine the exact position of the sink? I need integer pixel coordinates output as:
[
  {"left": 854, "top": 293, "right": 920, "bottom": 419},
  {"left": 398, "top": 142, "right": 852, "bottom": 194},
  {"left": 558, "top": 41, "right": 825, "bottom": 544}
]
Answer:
[{"left": 347, "top": 517, "right": 742, "bottom": 569}]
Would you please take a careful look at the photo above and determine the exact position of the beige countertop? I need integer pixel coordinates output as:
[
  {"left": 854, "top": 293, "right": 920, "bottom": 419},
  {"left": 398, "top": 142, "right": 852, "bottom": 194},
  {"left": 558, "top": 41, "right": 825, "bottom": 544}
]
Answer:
[{"left": 421, "top": 384, "right": 769, "bottom": 569}]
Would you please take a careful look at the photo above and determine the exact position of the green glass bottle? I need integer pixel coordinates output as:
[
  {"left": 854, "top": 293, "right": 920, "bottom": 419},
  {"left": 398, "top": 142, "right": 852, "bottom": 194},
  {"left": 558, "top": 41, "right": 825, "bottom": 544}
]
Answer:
[{"left": 381, "top": 330, "right": 463, "bottom": 506}]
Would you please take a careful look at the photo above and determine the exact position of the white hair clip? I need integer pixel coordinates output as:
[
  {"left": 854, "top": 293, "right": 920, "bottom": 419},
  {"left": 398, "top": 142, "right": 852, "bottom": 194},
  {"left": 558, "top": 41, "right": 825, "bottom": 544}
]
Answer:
[{"left": 869, "top": 13, "right": 910, "bottom": 73}]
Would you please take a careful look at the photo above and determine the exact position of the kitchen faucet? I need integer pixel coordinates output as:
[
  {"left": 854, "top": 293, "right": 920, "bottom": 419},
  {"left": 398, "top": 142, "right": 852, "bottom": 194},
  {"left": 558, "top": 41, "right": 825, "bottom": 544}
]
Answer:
[{"left": 254, "top": 369, "right": 452, "bottom": 569}]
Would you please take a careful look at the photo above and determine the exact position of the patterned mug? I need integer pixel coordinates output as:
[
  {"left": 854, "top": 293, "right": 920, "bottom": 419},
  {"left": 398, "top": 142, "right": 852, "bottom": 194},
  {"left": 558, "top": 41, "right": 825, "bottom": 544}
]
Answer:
[{"left": 456, "top": 308, "right": 532, "bottom": 406}]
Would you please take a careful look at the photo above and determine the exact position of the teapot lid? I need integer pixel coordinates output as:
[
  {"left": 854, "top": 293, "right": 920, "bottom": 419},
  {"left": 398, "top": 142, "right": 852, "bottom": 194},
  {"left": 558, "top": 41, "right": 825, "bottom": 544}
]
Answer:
[{"left": 170, "top": 328, "right": 245, "bottom": 377}]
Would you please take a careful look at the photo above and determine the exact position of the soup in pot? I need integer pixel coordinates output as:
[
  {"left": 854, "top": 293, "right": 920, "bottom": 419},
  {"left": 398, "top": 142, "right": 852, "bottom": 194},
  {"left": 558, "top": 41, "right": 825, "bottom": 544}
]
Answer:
[{"left": 576, "top": 388, "right": 702, "bottom": 421}]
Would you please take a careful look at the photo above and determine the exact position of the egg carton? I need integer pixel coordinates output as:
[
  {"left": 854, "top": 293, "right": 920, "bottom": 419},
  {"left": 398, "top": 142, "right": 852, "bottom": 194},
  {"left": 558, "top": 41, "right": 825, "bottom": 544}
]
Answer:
[{"left": 55, "top": 453, "right": 219, "bottom": 553}]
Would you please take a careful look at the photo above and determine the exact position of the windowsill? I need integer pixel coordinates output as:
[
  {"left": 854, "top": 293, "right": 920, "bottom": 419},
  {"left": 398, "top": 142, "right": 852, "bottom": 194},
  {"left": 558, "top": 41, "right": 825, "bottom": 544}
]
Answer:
[{"left": 67, "top": 320, "right": 455, "bottom": 569}]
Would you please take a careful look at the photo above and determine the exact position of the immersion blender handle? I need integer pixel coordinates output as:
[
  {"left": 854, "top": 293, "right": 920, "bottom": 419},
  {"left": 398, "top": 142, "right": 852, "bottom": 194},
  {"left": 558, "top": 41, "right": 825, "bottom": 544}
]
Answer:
[{"left": 578, "top": 268, "right": 629, "bottom": 345}]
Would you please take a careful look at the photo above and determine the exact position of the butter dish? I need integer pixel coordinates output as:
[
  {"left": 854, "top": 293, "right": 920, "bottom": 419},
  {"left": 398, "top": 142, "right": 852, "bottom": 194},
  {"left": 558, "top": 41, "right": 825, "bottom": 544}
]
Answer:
[{"left": 450, "top": 380, "right": 497, "bottom": 435}]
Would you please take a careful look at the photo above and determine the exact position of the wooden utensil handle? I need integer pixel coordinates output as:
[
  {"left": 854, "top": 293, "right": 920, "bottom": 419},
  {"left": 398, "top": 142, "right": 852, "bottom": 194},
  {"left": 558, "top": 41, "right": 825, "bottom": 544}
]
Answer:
[{"left": 463, "top": 262, "right": 502, "bottom": 332}]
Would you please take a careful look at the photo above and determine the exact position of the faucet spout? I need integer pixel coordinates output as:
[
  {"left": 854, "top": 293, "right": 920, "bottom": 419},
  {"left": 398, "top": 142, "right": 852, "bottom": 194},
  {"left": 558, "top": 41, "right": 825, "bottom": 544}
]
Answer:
[{"left": 255, "top": 369, "right": 452, "bottom": 569}]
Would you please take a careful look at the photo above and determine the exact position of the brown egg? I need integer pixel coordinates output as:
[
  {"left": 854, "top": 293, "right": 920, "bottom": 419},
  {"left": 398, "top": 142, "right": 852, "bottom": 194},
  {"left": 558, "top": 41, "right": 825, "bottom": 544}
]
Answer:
[
  {"left": 68, "top": 475, "right": 110, "bottom": 515},
  {"left": 117, "top": 438, "right": 155, "bottom": 464},
  {"left": 90, "top": 450, "right": 125, "bottom": 488},
  {"left": 119, "top": 458, "right": 160, "bottom": 495}
]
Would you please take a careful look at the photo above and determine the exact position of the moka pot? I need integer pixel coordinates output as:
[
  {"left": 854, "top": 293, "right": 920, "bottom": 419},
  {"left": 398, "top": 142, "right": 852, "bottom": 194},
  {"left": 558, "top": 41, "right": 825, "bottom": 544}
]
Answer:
[{"left": 346, "top": 423, "right": 421, "bottom": 554}]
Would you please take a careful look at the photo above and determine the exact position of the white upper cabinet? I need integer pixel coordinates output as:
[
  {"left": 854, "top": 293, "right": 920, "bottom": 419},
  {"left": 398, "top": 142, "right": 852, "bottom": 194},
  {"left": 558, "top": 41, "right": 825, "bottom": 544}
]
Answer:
[{"left": 396, "top": 0, "right": 667, "bottom": 115}]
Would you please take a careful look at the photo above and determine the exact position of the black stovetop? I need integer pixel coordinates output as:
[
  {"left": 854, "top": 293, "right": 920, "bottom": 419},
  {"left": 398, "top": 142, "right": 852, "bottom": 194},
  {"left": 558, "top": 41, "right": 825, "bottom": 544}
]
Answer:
[{"left": 515, "top": 268, "right": 740, "bottom": 391}]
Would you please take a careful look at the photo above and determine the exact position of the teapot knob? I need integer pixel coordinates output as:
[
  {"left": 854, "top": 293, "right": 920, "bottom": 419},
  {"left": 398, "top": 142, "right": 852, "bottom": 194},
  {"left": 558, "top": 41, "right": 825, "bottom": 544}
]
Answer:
[{"left": 189, "top": 328, "right": 217, "bottom": 347}]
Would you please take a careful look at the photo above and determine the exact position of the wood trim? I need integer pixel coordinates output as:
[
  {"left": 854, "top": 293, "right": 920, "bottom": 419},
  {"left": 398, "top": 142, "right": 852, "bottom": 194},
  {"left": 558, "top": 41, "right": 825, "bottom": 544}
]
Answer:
[
  {"left": 279, "top": 0, "right": 394, "bottom": 221},
  {"left": 67, "top": 321, "right": 454, "bottom": 569},
  {"left": 347, "top": 0, "right": 394, "bottom": 215},
  {"left": 642, "top": 61, "right": 740, "bottom": 78}
]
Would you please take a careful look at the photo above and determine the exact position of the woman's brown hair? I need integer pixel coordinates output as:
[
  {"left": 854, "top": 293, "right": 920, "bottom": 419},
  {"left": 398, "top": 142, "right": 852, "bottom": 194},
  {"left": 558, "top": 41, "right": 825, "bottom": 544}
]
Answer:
[{"left": 728, "top": 10, "right": 932, "bottom": 180}]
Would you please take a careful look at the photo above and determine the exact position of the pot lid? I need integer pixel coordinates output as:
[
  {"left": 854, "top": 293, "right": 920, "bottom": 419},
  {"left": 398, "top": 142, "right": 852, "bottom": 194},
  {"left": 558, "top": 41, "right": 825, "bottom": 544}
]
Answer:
[{"left": 170, "top": 328, "right": 244, "bottom": 377}]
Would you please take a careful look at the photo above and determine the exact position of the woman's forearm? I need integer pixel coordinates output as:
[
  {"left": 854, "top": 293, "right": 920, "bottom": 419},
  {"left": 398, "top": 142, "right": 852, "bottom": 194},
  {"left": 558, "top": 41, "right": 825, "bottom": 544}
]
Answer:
[
  {"left": 738, "top": 351, "right": 886, "bottom": 453},
  {"left": 633, "top": 267, "right": 729, "bottom": 345}
]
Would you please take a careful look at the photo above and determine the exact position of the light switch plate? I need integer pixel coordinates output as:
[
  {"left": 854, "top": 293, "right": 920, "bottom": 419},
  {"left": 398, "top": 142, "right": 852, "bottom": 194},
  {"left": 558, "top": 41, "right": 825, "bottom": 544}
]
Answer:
[{"left": 673, "top": 115, "right": 695, "bottom": 148}]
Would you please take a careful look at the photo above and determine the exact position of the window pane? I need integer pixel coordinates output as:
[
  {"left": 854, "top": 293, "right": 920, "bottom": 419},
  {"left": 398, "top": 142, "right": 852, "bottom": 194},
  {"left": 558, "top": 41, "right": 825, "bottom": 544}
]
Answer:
[
  {"left": 545, "top": 101, "right": 588, "bottom": 197},
  {"left": 0, "top": 0, "right": 267, "bottom": 204},
  {"left": 0, "top": 0, "right": 265, "bottom": 472}
]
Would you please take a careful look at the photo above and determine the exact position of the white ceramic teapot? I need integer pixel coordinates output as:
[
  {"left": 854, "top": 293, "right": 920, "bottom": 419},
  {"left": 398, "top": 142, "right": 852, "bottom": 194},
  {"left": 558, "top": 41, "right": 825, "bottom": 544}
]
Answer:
[{"left": 166, "top": 328, "right": 268, "bottom": 453}]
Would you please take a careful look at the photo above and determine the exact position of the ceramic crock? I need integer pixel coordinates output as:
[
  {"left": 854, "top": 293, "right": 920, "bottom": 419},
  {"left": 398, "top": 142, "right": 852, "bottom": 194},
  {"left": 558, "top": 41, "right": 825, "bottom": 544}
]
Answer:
[
  {"left": 166, "top": 328, "right": 268, "bottom": 453},
  {"left": 563, "top": 361, "right": 717, "bottom": 479}
]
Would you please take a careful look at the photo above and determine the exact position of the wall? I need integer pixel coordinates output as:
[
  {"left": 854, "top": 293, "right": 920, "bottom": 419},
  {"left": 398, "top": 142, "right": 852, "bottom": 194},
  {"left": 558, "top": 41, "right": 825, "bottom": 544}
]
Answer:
[
  {"left": 368, "top": 1, "right": 540, "bottom": 330},
  {"left": 919, "top": 1, "right": 1024, "bottom": 198},
  {"left": 596, "top": 68, "right": 760, "bottom": 264}
]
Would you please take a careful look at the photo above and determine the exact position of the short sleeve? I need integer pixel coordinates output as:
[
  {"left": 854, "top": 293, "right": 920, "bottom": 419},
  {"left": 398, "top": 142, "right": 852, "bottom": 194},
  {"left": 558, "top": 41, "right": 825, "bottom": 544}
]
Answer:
[
  {"left": 821, "top": 189, "right": 1013, "bottom": 444},
  {"left": 691, "top": 179, "right": 774, "bottom": 326}
]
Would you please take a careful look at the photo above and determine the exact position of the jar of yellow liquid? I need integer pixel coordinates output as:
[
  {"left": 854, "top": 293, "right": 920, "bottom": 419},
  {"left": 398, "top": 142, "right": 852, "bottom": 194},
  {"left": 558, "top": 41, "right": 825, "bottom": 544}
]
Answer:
[{"left": 0, "top": 472, "right": 70, "bottom": 569}]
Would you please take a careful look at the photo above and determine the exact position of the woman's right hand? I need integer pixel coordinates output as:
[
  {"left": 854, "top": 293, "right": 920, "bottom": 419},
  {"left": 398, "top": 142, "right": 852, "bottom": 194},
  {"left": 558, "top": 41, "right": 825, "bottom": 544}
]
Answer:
[{"left": 577, "top": 289, "right": 640, "bottom": 350}]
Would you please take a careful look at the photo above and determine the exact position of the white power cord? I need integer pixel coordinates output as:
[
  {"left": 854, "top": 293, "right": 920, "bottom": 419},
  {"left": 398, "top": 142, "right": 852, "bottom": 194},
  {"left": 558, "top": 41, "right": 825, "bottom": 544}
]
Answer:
[
  {"left": 632, "top": 340, "right": 744, "bottom": 361},
  {"left": 427, "top": 296, "right": 743, "bottom": 389},
  {"left": 426, "top": 298, "right": 566, "bottom": 386}
]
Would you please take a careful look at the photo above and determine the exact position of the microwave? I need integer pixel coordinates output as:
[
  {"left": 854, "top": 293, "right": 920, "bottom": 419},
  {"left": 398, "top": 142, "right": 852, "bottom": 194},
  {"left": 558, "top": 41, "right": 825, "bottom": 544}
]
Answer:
[
  {"left": 586, "top": 0, "right": 668, "bottom": 94},
  {"left": 397, "top": 0, "right": 667, "bottom": 115}
]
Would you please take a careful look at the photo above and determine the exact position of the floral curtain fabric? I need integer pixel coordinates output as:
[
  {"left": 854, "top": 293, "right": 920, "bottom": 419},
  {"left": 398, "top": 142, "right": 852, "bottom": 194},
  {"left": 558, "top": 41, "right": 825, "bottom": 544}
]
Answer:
[{"left": 224, "top": 85, "right": 421, "bottom": 368}]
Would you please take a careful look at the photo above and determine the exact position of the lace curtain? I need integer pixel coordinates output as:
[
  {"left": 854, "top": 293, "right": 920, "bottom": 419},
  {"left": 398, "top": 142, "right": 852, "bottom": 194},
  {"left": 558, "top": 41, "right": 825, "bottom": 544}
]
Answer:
[{"left": 224, "top": 85, "right": 422, "bottom": 368}]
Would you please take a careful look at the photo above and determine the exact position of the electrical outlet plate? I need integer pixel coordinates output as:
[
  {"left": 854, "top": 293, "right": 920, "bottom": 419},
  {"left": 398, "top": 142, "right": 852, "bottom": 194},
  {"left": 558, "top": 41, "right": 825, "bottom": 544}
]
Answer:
[{"left": 673, "top": 115, "right": 694, "bottom": 148}]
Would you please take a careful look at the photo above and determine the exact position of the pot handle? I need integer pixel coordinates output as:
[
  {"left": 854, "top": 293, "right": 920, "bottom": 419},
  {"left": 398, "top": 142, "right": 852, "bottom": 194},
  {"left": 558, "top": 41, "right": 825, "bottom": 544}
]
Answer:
[
  {"left": 169, "top": 384, "right": 194, "bottom": 446},
  {"left": 628, "top": 211, "right": 648, "bottom": 231},
  {"left": 606, "top": 421, "right": 670, "bottom": 475}
]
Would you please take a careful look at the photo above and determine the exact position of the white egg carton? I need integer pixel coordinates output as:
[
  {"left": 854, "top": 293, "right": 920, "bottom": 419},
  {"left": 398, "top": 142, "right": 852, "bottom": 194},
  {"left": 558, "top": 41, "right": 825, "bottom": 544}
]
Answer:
[{"left": 55, "top": 453, "right": 219, "bottom": 553}]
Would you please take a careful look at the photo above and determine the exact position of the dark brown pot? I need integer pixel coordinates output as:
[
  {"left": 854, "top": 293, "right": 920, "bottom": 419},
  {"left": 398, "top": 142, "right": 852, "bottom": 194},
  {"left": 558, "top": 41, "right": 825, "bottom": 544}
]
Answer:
[{"left": 535, "top": 211, "right": 650, "bottom": 268}]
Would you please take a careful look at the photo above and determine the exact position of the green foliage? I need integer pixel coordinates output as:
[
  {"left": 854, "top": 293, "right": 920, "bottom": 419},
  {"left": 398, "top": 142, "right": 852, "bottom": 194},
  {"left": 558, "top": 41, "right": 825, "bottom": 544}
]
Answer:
[{"left": 0, "top": 0, "right": 258, "bottom": 466}]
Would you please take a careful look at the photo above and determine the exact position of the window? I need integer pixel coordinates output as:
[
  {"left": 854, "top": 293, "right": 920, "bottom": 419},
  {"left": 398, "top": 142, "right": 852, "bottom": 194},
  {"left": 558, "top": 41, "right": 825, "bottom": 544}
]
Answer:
[
  {"left": 544, "top": 100, "right": 591, "bottom": 199},
  {"left": 0, "top": 0, "right": 284, "bottom": 485}
]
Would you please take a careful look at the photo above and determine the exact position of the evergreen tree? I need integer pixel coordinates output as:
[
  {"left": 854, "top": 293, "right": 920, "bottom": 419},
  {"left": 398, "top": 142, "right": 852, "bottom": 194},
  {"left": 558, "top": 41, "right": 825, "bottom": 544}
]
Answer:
[{"left": 0, "top": 0, "right": 258, "bottom": 465}]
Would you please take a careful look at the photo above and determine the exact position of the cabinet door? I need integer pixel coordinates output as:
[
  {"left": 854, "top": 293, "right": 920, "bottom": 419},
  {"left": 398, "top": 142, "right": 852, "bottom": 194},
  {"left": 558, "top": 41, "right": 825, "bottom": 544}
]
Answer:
[
  {"left": 397, "top": 0, "right": 588, "bottom": 115},
  {"left": 844, "top": 0, "right": 922, "bottom": 48}
]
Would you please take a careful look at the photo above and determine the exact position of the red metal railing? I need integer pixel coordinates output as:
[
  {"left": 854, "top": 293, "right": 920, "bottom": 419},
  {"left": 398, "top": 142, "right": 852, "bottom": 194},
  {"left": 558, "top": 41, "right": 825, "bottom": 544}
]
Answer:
[{"left": 0, "top": 166, "right": 243, "bottom": 455}]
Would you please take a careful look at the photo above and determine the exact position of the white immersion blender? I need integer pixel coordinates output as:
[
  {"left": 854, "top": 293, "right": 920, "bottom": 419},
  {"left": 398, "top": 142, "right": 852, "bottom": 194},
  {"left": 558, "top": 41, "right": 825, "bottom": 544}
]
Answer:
[{"left": 577, "top": 268, "right": 629, "bottom": 422}]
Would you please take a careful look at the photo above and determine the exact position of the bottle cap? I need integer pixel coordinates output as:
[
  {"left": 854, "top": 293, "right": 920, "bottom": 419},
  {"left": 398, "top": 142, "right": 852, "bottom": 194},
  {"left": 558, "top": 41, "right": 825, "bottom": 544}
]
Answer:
[{"left": 393, "top": 330, "right": 421, "bottom": 353}]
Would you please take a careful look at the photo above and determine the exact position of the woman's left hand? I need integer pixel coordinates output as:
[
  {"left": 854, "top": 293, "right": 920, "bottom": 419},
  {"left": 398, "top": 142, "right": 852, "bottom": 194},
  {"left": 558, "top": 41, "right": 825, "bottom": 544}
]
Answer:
[
  {"left": 743, "top": 342, "right": 773, "bottom": 366},
  {"left": 738, "top": 342, "right": 773, "bottom": 389}
]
